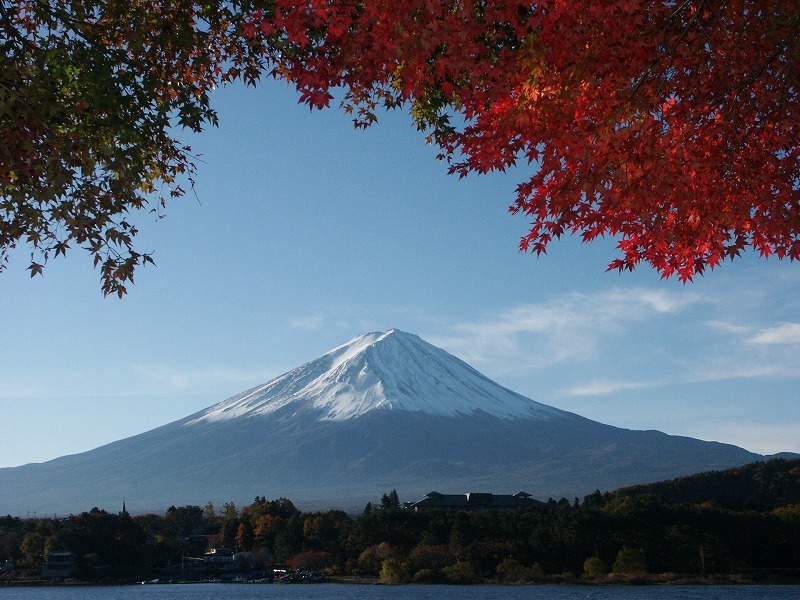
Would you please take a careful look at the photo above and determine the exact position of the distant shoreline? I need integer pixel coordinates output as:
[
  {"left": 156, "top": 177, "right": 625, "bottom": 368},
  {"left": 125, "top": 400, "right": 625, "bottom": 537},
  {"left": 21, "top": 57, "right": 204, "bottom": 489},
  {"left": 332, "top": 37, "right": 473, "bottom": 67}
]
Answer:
[{"left": 4, "top": 573, "right": 800, "bottom": 587}]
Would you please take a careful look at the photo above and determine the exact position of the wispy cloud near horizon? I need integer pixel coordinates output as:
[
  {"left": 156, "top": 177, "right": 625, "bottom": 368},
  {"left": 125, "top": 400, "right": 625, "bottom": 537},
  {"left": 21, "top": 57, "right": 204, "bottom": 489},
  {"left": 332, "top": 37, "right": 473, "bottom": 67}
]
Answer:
[
  {"left": 560, "top": 379, "right": 663, "bottom": 397},
  {"left": 290, "top": 312, "right": 325, "bottom": 330},
  {"left": 132, "top": 363, "right": 281, "bottom": 392},
  {"left": 428, "top": 287, "right": 705, "bottom": 375},
  {"left": 423, "top": 281, "right": 800, "bottom": 397}
]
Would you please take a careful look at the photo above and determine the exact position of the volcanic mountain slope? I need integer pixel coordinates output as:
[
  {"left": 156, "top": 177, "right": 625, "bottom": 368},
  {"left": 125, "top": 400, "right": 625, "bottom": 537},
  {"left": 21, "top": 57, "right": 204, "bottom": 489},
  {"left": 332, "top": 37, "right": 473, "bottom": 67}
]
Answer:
[{"left": 0, "top": 329, "right": 776, "bottom": 515}]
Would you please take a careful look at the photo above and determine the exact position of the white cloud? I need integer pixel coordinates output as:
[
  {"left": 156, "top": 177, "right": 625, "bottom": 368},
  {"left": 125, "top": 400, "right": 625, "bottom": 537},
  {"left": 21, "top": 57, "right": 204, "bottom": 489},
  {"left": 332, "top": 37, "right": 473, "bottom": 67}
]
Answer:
[
  {"left": 290, "top": 312, "right": 325, "bottom": 330},
  {"left": 704, "top": 320, "right": 752, "bottom": 335},
  {"left": 561, "top": 379, "right": 662, "bottom": 397},
  {"left": 429, "top": 287, "right": 704, "bottom": 374},
  {"left": 428, "top": 285, "right": 800, "bottom": 391},
  {"left": 690, "top": 364, "right": 786, "bottom": 382},
  {"left": 693, "top": 321, "right": 800, "bottom": 381},
  {"left": 599, "top": 287, "right": 700, "bottom": 314},
  {"left": 0, "top": 372, "right": 148, "bottom": 401},
  {"left": 748, "top": 322, "right": 800, "bottom": 345},
  {"left": 132, "top": 363, "right": 279, "bottom": 391}
]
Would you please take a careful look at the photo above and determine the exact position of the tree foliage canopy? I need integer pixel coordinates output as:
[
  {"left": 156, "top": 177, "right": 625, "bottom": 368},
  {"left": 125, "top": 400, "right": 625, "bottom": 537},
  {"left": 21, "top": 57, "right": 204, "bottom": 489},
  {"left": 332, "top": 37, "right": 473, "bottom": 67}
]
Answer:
[
  {"left": 249, "top": 0, "right": 799, "bottom": 281},
  {"left": 2, "top": 461, "right": 800, "bottom": 582},
  {"left": 2, "top": 0, "right": 798, "bottom": 293},
  {"left": 1, "top": 0, "right": 268, "bottom": 294}
]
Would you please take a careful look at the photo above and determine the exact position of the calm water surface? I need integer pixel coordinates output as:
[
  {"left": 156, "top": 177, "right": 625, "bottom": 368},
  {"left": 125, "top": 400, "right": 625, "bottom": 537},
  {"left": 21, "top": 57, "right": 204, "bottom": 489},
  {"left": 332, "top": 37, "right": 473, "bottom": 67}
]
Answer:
[{"left": 1, "top": 584, "right": 798, "bottom": 600}]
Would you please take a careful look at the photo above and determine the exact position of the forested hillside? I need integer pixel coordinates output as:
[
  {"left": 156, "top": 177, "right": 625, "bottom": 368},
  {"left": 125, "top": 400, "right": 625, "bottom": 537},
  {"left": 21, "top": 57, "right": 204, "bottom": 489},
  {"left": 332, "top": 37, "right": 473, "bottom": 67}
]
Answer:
[
  {"left": 1, "top": 460, "right": 799, "bottom": 585},
  {"left": 614, "top": 458, "right": 800, "bottom": 510}
]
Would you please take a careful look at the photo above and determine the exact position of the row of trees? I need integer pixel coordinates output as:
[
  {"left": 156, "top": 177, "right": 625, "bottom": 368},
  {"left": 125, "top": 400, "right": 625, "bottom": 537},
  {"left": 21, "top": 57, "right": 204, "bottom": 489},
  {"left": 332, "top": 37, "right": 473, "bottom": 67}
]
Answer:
[{"left": 2, "top": 484, "right": 799, "bottom": 583}]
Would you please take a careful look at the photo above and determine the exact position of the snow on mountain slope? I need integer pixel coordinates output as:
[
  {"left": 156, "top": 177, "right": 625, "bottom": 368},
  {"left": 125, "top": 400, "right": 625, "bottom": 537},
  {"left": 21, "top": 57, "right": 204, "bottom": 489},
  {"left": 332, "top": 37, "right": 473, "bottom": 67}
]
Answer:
[{"left": 187, "top": 329, "right": 568, "bottom": 425}]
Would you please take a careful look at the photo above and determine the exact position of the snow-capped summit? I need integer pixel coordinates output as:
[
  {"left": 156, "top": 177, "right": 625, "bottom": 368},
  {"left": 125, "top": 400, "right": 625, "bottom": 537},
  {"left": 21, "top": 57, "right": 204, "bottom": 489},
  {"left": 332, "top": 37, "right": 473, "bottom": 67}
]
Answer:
[{"left": 188, "top": 329, "right": 566, "bottom": 425}]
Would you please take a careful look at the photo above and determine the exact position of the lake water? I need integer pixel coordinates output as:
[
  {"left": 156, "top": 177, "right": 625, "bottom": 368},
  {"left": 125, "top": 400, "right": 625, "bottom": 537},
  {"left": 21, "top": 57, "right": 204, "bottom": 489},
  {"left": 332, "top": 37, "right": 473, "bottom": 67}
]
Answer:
[{"left": 1, "top": 584, "right": 798, "bottom": 600}]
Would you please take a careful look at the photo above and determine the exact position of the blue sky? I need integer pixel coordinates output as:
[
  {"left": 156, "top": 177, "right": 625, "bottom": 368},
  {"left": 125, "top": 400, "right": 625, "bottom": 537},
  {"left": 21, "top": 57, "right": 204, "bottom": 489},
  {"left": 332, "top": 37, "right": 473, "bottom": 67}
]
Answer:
[{"left": 1, "top": 81, "right": 799, "bottom": 469}]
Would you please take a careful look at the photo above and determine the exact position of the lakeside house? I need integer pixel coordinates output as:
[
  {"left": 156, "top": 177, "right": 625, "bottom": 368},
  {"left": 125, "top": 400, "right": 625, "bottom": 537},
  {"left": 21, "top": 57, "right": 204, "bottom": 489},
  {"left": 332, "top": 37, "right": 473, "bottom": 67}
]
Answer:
[
  {"left": 41, "top": 551, "right": 77, "bottom": 579},
  {"left": 203, "top": 547, "right": 235, "bottom": 567}
]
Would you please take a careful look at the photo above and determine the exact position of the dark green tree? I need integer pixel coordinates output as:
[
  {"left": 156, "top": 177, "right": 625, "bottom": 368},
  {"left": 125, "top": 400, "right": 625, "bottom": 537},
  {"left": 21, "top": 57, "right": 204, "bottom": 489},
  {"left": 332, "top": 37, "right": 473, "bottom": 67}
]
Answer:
[{"left": 380, "top": 489, "right": 400, "bottom": 510}]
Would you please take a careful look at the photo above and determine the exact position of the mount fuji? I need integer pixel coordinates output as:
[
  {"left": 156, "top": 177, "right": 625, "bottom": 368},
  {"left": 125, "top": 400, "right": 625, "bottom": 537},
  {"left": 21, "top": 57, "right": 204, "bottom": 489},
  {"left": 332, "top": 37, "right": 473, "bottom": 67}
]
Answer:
[{"left": 0, "top": 329, "right": 777, "bottom": 515}]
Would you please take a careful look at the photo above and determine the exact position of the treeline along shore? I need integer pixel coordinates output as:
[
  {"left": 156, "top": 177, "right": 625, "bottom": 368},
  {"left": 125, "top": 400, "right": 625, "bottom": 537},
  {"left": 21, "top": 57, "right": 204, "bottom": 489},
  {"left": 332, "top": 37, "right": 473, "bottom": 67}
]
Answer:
[{"left": 1, "top": 459, "right": 799, "bottom": 585}]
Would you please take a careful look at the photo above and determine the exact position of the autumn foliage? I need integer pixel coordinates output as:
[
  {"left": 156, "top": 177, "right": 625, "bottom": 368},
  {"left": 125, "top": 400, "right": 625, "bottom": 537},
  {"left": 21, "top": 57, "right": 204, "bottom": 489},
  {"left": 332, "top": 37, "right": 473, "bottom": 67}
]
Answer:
[
  {"left": 2, "top": 1, "right": 798, "bottom": 292},
  {"left": 0, "top": 0, "right": 266, "bottom": 295},
  {"left": 245, "top": 0, "right": 799, "bottom": 281}
]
